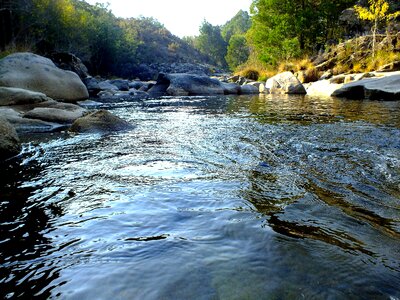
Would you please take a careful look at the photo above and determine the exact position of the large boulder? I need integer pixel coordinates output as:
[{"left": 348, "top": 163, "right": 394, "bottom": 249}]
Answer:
[
  {"left": 332, "top": 74, "right": 400, "bottom": 100},
  {"left": 48, "top": 52, "right": 89, "bottom": 79},
  {"left": 0, "top": 52, "right": 89, "bottom": 102},
  {"left": 264, "top": 72, "right": 307, "bottom": 94},
  {"left": 23, "top": 101, "right": 86, "bottom": 124},
  {"left": 0, "top": 107, "right": 64, "bottom": 133},
  {"left": 149, "top": 73, "right": 224, "bottom": 96},
  {"left": 0, "top": 87, "right": 51, "bottom": 106},
  {"left": 240, "top": 84, "right": 260, "bottom": 94},
  {"left": 70, "top": 110, "right": 134, "bottom": 133},
  {"left": 306, "top": 80, "right": 344, "bottom": 97},
  {"left": 0, "top": 118, "right": 21, "bottom": 160},
  {"left": 221, "top": 82, "right": 240, "bottom": 95}
]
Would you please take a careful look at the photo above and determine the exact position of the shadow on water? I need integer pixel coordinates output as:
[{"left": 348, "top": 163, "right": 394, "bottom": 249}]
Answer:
[{"left": 0, "top": 153, "right": 63, "bottom": 299}]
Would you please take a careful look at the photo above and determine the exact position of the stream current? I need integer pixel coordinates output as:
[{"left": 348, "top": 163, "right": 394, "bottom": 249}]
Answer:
[{"left": 1, "top": 94, "right": 400, "bottom": 299}]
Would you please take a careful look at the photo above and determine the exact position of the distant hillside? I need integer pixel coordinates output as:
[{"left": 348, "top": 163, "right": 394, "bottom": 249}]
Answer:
[{"left": 0, "top": 0, "right": 209, "bottom": 78}]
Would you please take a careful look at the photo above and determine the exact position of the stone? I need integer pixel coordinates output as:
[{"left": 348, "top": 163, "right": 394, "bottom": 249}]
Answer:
[
  {"left": 378, "top": 61, "right": 400, "bottom": 72},
  {"left": 0, "top": 52, "right": 89, "bottom": 102},
  {"left": 98, "top": 81, "right": 119, "bottom": 91},
  {"left": 0, "top": 87, "right": 51, "bottom": 106},
  {"left": 0, "top": 117, "right": 21, "bottom": 160},
  {"left": 109, "top": 79, "right": 130, "bottom": 91},
  {"left": 265, "top": 72, "right": 306, "bottom": 94},
  {"left": 70, "top": 110, "right": 134, "bottom": 133},
  {"left": 221, "top": 82, "right": 240, "bottom": 95},
  {"left": 149, "top": 73, "right": 224, "bottom": 96},
  {"left": 320, "top": 70, "right": 333, "bottom": 80},
  {"left": 0, "top": 107, "right": 64, "bottom": 133},
  {"left": 240, "top": 84, "right": 260, "bottom": 94},
  {"left": 306, "top": 80, "right": 344, "bottom": 97},
  {"left": 23, "top": 104, "right": 86, "bottom": 124},
  {"left": 83, "top": 77, "right": 101, "bottom": 96},
  {"left": 332, "top": 74, "right": 400, "bottom": 100},
  {"left": 48, "top": 52, "right": 89, "bottom": 79}
]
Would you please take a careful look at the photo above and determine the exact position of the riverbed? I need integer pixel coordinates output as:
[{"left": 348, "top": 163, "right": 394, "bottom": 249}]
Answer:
[{"left": 1, "top": 94, "right": 399, "bottom": 299}]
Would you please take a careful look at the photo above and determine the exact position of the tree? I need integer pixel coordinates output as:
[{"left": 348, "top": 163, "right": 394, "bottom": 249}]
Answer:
[
  {"left": 247, "top": 0, "right": 357, "bottom": 65},
  {"left": 221, "top": 10, "right": 252, "bottom": 43},
  {"left": 354, "top": 0, "right": 400, "bottom": 57},
  {"left": 225, "top": 34, "right": 250, "bottom": 70},
  {"left": 195, "top": 20, "right": 228, "bottom": 67}
]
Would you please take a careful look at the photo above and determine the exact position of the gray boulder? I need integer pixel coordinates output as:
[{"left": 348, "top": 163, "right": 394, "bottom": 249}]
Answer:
[
  {"left": 149, "top": 73, "right": 224, "bottom": 96},
  {"left": 0, "top": 87, "right": 51, "bottom": 106},
  {"left": 109, "top": 79, "right": 130, "bottom": 91},
  {"left": 23, "top": 101, "right": 86, "bottom": 124},
  {"left": 0, "top": 118, "right": 21, "bottom": 160},
  {"left": 240, "top": 84, "right": 260, "bottom": 94},
  {"left": 0, "top": 107, "right": 64, "bottom": 133},
  {"left": 83, "top": 77, "right": 101, "bottom": 96},
  {"left": 70, "top": 110, "right": 134, "bottom": 133},
  {"left": 98, "top": 81, "right": 119, "bottom": 91},
  {"left": 332, "top": 74, "right": 400, "bottom": 100},
  {"left": 221, "top": 82, "right": 240, "bottom": 95},
  {"left": 0, "top": 52, "right": 89, "bottom": 102},
  {"left": 264, "top": 72, "right": 306, "bottom": 94}
]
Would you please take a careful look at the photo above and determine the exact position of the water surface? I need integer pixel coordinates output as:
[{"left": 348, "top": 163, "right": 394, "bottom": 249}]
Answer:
[{"left": 1, "top": 95, "right": 400, "bottom": 299}]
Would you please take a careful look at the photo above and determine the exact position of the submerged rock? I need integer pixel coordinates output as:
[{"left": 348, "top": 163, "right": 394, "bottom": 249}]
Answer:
[
  {"left": 0, "top": 52, "right": 89, "bottom": 102},
  {"left": 70, "top": 110, "right": 134, "bottom": 133},
  {"left": 0, "top": 118, "right": 21, "bottom": 160}
]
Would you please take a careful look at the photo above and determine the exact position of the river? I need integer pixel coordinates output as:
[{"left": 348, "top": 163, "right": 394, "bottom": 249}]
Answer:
[{"left": 1, "top": 94, "right": 400, "bottom": 299}]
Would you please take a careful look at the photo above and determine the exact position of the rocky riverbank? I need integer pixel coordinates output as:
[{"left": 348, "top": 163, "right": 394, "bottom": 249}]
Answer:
[{"left": 1, "top": 51, "right": 400, "bottom": 161}]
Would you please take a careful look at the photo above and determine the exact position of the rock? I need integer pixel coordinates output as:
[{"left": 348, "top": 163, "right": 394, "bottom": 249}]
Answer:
[
  {"left": 0, "top": 52, "right": 89, "bottom": 102},
  {"left": 329, "top": 75, "right": 346, "bottom": 84},
  {"left": 332, "top": 74, "right": 400, "bottom": 100},
  {"left": 221, "top": 82, "right": 240, "bottom": 95},
  {"left": 83, "top": 77, "right": 101, "bottom": 96},
  {"left": 306, "top": 80, "right": 344, "bottom": 97},
  {"left": 0, "top": 107, "right": 65, "bottom": 133},
  {"left": 109, "top": 79, "right": 130, "bottom": 91},
  {"left": 149, "top": 73, "right": 224, "bottom": 96},
  {"left": 240, "top": 84, "right": 260, "bottom": 94},
  {"left": 378, "top": 61, "right": 400, "bottom": 72},
  {"left": 23, "top": 101, "right": 86, "bottom": 124},
  {"left": 48, "top": 52, "right": 89, "bottom": 79},
  {"left": 98, "top": 81, "right": 119, "bottom": 91},
  {"left": 319, "top": 70, "right": 333, "bottom": 80},
  {"left": 264, "top": 72, "right": 306, "bottom": 94},
  {"left": 0, "top": 87, "right": 51, "bottom": 106},
  {"left": 0, "top": 118, "right": 21, "bottom": 160},
  {"left": 129, "top": 81, "right": 144, "bottom": 90},
  {"left": 70, "top": 110, "right": 134, "bottom": 133}
]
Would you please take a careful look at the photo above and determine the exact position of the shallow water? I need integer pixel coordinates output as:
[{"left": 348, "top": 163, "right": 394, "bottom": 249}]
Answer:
[{"left": 1, "top": 94, "right": 400, "bottom": 299}]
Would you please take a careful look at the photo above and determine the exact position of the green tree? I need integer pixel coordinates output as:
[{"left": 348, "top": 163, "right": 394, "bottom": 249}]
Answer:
[
  {"left": 354, "top": 0, "right": 400, "bottom": 57},
  {"left": 221, "top": 10, "right": 252, "bottom": 43},
  {"left": 195, "top": 20, "right": 228, "bottom": 67},
  {"left": 225, "top": 34, "right": 250, "bottom": 70},
  {"left": 247, "top": 0, "right": 357, "bottom": 65}
]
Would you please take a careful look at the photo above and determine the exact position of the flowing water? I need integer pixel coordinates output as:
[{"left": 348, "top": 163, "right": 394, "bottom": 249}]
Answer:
[{"left": 1, "top": 94, "right": 400, "bottom": 299}]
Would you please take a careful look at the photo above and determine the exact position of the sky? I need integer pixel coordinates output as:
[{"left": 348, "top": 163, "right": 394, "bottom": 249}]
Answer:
[{"left": 85, "top": 0, "right": 253, "bottom": 37}]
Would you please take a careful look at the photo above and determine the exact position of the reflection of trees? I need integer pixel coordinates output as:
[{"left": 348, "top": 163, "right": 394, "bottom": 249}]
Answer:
[
  {"left": 242, "top": 167, "right": 377, "bottom": 256},
  {"left": 225, "top": 94, "right": 400, "bottom": 127},
  {"left": 0, "top": 159, "right": 60, "bottom": 299}
]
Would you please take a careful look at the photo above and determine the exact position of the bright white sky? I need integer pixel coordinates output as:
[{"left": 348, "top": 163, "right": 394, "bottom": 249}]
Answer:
[{"left": 85, "top": 0, "right": 253, "bottom": 37}]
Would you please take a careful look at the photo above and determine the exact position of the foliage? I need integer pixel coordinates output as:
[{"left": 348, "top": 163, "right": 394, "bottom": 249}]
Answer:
[
  {"left": 221, "top": 10, "right": 252, "bottom": 43},
  {"left": 247, "top": 0, "right": 358, "bottom": 65},
  {"left": 354, "top": 0, "right": 400, "bottom": 56},
  {"left": 225, "top": 34, "right": 250, "bottom": 70},
  {"left": 194, "top": 20, "right": 228, "bottom": 67},
  {"left": 0, "top": 0, "right": 207, "bottom": 76}
]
